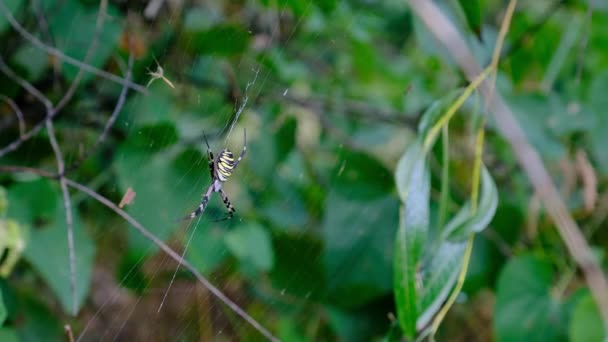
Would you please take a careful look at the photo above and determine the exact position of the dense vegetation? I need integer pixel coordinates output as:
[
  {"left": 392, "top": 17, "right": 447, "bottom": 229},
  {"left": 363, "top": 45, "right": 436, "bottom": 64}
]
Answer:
[{"left": 0, "top": 0, "right": 607, "bottom": 340}]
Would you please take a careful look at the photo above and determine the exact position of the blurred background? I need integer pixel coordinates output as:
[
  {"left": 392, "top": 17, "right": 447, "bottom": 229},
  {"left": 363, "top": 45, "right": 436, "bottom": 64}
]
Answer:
[{"left": 0, "top": 0, "right": 607, "bottom": 340}]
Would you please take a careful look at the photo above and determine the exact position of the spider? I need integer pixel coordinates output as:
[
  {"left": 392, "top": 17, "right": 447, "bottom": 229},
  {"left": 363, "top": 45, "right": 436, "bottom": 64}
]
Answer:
[{"left": 179, "top": 129, "right": 247, "bottom": 221}]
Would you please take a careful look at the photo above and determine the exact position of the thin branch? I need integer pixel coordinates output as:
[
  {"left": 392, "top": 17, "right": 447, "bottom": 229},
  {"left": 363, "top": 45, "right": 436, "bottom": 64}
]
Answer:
[
  {"left": 64, "top": 54, "right": 133, "bottom": 174},
  {"left": 64, "top": 179, "right": 279, "bottom": 341},
  {"left": 0, "top": 55, "right": 52, "bottom": 111},
  {"left": 409, "top": 0, "right": 608, "bottom": 328},
  {"left": 0, "top": 0, "right": 134, "bottom": 159},
  {"left": 54, "top": 0, "right": 108, "bottom": 114},
  {"left": 0, "top": 164, "right": 279, "bottom": 338},
  {"left": 0, "top": 165, "right": 57, "bottom": 178},
  {"left": 0, "top": 0, "right": 147, "bottom": 94},
  {"left": 0, "top": 95, "right": 26, "bottom": 137},
  {"left": 46, "top": 120, "right": 78, "bottom": 315}
]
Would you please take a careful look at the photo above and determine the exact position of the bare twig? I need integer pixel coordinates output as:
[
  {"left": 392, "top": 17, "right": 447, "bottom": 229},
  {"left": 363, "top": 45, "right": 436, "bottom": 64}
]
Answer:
[
  {"left": 0, "top": 55, "right": 52, "bottom": 110},
  {"left": 0, "top": 165, "right": 279, "bottom": 339},
  {"left": 409, "top": 0, "right": 608, "bottom": 327},
  {"left": 0, "top": 94, "right": 26, "bottom": 137},
  {"left": 64, "top": 179, "right": 278, "bottom": 341},
  {"left": 64, "top": 54, "right": 134, "bottom": 174},
  {"left": 54, "top": 0, "right": 109, "bottom": 114},
  {"left": 0, "top": 0, "right": 146, "bottom": 94},
  {"left": 0, "top": 0, "right": 137, "bottom": 159},
  {"left": 64, "top": 324, "right": 75, "bottom": 342},
  {"left": 46, "top": 120, "right": 78, "bottom": 315},
  {"left": 30, "top": 0, "right": 54, "bottom": 47},
  {"left": 0, "top": 165, "right": 57, "bottom": 178}
]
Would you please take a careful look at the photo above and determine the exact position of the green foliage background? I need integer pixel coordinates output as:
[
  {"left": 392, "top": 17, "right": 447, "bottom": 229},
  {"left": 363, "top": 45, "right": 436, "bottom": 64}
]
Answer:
[{"left": 0, "top": 0, "right": 607, "bottom": 340}]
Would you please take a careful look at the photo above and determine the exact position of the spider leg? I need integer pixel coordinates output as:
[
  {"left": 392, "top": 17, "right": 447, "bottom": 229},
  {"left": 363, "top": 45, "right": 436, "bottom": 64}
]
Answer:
[
  {"left": 214, "top": 188, "right": 235, "bottom": 222},
  {"left": 202, "top": 131, "right": 215, "bottom": 179},
  {"left": 232, "top": 128, "right": 247, "bottom": 169},
  {"left": 178, "top": 184, "right": 213, "bottom": 221},
  {"left": 207, "top": 150, "right": 215, "bottom": 180}
]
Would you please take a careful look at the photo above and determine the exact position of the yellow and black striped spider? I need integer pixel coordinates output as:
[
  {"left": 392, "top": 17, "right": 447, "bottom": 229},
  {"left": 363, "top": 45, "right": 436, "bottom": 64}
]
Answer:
[{"left": 180, "top": 129, "right": 247, "bottom": 221}]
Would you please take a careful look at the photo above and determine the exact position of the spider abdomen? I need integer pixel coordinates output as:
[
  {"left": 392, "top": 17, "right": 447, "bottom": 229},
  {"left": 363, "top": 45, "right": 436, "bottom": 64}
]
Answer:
[{"left": 216, "top": 150, "right": 235, "bottom": 182}]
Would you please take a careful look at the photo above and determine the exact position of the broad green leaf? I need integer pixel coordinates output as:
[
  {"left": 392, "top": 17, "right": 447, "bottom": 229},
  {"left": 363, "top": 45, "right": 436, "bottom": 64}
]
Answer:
[
  {"left": 186, "top": 226, "right": 228, "bottom": 275},
  {"left": 416, "top": 241, "right": 466, "bottom": 330},
  {"left": 463, "top": 234, "right": 504, "bottom": 294},
  {"left": 0, "top": 329, "right": 18, "bottom": 342},
  {"left": 589, "top": 71, "right": 608, "bottom": 173},
  {"left": 275, "top": 117, "right": 297, "bottom": 164},
  {"left": 327, "top": 306, "right": 390, "bottom": 342},
  {"left": 495, "top": 255, "right": 569, "bottom": 342},
  {"left": 416, "top": 90, "right": 463, "bottom": 145},
  {"left": 115, "top": 146, "right": 207, "bottom": 253},
  {"left": 15, "top": 294, "right": 63, "bottom": 341},
  {"left": 11, "top": 45, "right": 50, "bottom": 82},
  {"left": 569, "top": 292, "right": 606, "bottom": 342},
  {"left": 270, "top": 232, "right": 326, "bottom": 300},
  {"left": 443, "top": 166, "right": 498, "bottom": 241},
  {"left": 277, "top": 317, "right": 308, "bottom": 342},
  {"left": 126, "top": 121, "right": 179, "bottom": 153},
  {"left": 48, "top": 0, "right": 123, "bottom": 82},
  {"left": 393, "top": 140, "right": 429, "bottom": 337},
  {"left": 0, "top": 0, "right": 23, "bottom": 33},
  {"left": 121, "top": 84, "right": 174, "bottom": 126},
  {"left": 225, "top": 223, "right": 274, "bottom": 272},
  {"left": 6, "top": 179, "right": 57, "bottom": 223},
  {"left": 458, "top": 0, "right": 482, "bottom": 38},
  {"left": 0, "top": 291, "right": 6, "bottom": 324},
  {"left": 331, "top": 149, "right": 393, "bottom": 200},
  {"left": 182, "top": 24, "right": 250, "bottom": 56},
  {"left": 323, "top": 191, "right": 398, "bottom": 308},
  {"left": 24, "top": 201, "right": 95, "bottom": 314},
  {"left": 507, "top": 95, "right": 565, "bottom": 161},
  {"left": 7, "top": 179, "right": 95, "bottom": 312}
]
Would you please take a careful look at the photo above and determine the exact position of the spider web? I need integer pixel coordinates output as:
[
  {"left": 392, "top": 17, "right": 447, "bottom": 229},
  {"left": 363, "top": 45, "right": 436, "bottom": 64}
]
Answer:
[{"left": 0, "top": 0, "right": 408, "bottom": 340}]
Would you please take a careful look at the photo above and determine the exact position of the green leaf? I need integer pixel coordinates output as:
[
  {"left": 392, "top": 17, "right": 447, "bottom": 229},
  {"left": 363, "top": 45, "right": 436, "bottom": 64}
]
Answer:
[
  {"left": 23, "top": 200, "right": 95, "bottom": 314},
  {"left": 15, "top": 293, "right": 63, "bottom": 341},
  {"left": 275, "top": 117, "right": 297, "bottom": 164},
  {"left": 331, "top": 149, "right": 394, "bottom": 200},
  {"left": 393, "top": 140, "right": 429, "bottom": 337},
  {"left": 458, "top": 0, "right": 482, "bottom": 38},
  {"left": 11, "top": 44, "right": 50, "bottom": 82},
  {"left": 0, "top": 290, "right": 6, "bottom": 324},
  {"left": 589, "top": 70, "right": 608, "bottom": 173},
  {"left": 443, "top": 166, "right": 498, "bottom": 241},
  {"left": 416, "top": 241, "right": 466, "bottom": 330},
  {"left": 225, "top": 223, "right": 274, "bottom": 272},
  {"left": 48, "top": 0, "right": 123, "bottom": 82},
  {"left": 0, "top": 0, "right": 23, "bottom": 33},
  {"left": 182, "top": 24, "right": 250, "bottom": 56},
  {"left": 416, "top": 90, "right": 463, "bottom": 148},
  {"left": 114, "top": 147, "right": 207, "bottom": 253},
  {"left": 507, "top": 94, "right": 565, "bottom": 161},
  {"left": 270, "top": 232, "right": 325, "bottom": 300},
  {"left": 6, "top": 179, "right": 57, "bottom": 223},
  {"left": 125, "top": 121, "right": 179, "bottom": 153},
  {"left": 495, "top": 255, "right": 569, "bottom": 342},
  {"left": 0, "top": 328, "right": 18, "bottom": 342},
  {"left": 186, "top": 226, "right": 228, "bottom": 275},
  {"left": 9, "top": 180, "right": 94, "bottom": 313},
  {"left": 327, "top": 306, "right": 390, "bottom": 342},
  {"left": 569, "top": 292, "right": 606, "bottom": 342},
  {"left": 322, "top": 191, "right": 399, "bottom": 308}
]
